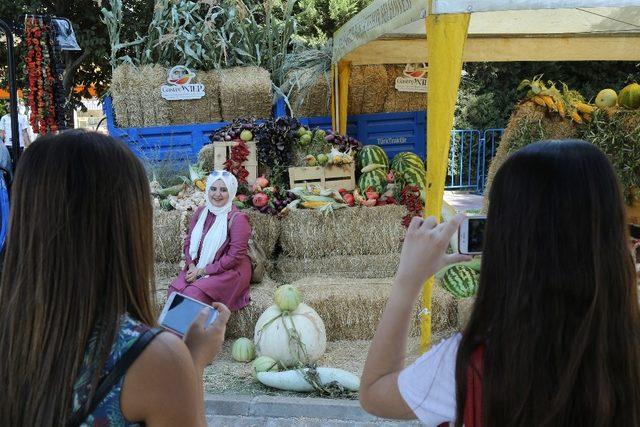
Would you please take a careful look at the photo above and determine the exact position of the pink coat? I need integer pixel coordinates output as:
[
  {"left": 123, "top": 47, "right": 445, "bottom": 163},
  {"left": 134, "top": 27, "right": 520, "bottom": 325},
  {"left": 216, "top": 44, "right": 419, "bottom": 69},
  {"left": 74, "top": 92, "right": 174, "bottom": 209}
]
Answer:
[{"left": 169, "top": 205, "right": 251, "bottom": 311}]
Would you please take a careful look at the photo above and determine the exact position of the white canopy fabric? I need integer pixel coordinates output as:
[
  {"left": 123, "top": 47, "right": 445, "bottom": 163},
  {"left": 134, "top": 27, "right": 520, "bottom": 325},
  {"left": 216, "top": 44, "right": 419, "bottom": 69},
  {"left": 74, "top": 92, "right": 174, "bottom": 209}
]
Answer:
[{"left": 333, "top": 4, "right": 640, "bottom": 64}]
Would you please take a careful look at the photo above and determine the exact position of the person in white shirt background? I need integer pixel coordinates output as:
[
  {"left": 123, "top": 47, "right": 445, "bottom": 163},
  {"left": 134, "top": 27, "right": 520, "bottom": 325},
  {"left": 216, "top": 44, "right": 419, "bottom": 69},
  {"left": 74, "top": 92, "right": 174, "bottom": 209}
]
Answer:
[{"left": 0, "top": 102, "right": 32, "bottom": 178}]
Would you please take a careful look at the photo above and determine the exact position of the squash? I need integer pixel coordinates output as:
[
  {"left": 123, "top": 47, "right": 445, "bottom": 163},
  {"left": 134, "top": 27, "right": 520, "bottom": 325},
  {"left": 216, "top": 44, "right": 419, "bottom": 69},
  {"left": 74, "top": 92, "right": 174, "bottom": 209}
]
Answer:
[
  {"left": 256, "top": 367, "right": 360, "bottom": 392},
  {"left": 251, "top": 356, "right": 279, "bottom": 378},
  {"left": 254, "top": 303, "right": 326, "bottom": 367},
  {"left": 274, "top": 284, "right": 301, "bottom": 312},
  {"left": 231, "top": 337, "right": 255, "bottom": 362},
  {"left": 618, "top": 83, "right": 640, "bottom": 109}
]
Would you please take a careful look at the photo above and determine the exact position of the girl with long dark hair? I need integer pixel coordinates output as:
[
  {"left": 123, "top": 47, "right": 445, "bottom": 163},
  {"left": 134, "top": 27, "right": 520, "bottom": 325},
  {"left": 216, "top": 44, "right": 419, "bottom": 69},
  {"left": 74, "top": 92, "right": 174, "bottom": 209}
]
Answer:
[
  {"left": 0, "top": 130, "right": 230, "bottom": 426},
  {"left": 360, "top": 140, "right": 640, "bottom": 426}
]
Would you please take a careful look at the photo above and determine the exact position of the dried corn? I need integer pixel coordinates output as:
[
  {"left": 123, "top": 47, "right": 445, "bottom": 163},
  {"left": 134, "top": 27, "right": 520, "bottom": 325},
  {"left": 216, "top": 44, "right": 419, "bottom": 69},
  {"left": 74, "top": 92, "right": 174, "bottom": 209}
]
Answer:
[
  {"left": 532, "top": 96, "right": 546, "bottom": 107},
  {"left": 570, "top": 111, "right": 583, "bottom": 124},
  {"left": 573, "top": 102, "right": 596, "bottom": 114},
  {"left": 540, "top": 95, "right": 557, "bottom": 111},
  {"left": 555, "top": 100, "right": 566, "bottom": 117}
]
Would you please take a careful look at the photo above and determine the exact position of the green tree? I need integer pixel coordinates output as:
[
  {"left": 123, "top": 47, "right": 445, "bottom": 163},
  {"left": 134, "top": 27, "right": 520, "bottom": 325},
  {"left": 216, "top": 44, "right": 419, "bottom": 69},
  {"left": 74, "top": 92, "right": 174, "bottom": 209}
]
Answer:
[
  {"left": 0, "top": 0, "right": 153, "bottom": 109},
  {"left": 293, "top": 0, "right": 373, "bottom": 46}
]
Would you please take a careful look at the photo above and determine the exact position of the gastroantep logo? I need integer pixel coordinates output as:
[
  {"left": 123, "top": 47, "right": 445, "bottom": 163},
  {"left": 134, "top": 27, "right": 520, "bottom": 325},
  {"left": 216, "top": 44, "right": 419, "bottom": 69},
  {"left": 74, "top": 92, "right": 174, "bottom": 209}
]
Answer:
[
  {"left": 161, "top": 65, "right": 205, "bottom": 100},
  {"left": 395, "top": 63, "right": 428, "bottom": 93}
]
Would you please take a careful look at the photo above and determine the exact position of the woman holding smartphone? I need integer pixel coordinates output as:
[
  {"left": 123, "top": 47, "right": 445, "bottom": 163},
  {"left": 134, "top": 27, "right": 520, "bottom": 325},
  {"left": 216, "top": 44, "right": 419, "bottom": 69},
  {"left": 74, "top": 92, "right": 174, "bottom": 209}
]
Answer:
[
  {"left": 360, "top": 140, "right": 640, "bottom": 426},
  {"left": 0, "top": 130, "right": 229, "bottom": 426}
]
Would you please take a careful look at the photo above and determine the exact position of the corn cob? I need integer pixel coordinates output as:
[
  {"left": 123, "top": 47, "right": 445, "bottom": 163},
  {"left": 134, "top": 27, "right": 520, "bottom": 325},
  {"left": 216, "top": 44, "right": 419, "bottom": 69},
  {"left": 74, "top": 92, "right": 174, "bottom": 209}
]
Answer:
[
  {"left": 541, "top": 95, "right": 557, "bottom": 112},
  {"left": 301, "top": 201, "right": 331, "bottom": 209},
  {"left": 532, "top": 96, "right": 546, "bottom": 107},
  {"left": 194, "top": 179, "right": 206, "bottom": 191},
  {"left": 570, "top": 111, "right": 583, "bottom": 124},
  {"left": 582, "top": 113, "right": 592, "bottom": 122},
  {"left": 573, "top": 102, "right": 596, "bottom": 114},
  {"left": 555, "top": 99, "right": 566, "bottom": 117}
]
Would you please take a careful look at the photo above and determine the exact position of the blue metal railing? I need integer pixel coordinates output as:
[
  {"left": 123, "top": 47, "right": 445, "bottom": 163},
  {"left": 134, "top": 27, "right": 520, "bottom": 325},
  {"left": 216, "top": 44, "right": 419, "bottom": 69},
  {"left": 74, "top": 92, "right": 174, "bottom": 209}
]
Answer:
[{"left": 446, "top": 128, "right": 504, "bottom": 193}]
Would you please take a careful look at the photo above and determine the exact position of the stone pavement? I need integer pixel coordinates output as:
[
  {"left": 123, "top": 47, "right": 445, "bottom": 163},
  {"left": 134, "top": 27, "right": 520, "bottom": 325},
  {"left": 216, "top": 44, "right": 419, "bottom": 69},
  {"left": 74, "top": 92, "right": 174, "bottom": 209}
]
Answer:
[{"left": 206, "top": 395, "right": 421, "bottom": 426}]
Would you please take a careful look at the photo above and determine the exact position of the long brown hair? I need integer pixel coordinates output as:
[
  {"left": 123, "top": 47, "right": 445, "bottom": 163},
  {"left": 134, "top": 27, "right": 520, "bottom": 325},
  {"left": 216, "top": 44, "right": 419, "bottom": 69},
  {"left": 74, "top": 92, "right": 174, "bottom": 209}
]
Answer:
[
  {"left": 0, "top": 130, "right": 157, "bottom": 425},
  {"left": 455, "top": 140, "right": 640, "bottom": 426}
]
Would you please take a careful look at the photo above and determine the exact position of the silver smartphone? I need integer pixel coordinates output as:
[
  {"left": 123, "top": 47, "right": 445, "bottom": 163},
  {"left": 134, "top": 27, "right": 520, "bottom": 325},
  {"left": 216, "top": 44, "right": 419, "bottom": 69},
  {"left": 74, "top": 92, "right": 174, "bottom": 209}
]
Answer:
[
  {"left": 158, "top": 292, "right": 218, "bottom": 337},
  {"left": 458, "top": 215, "right": 486, "bottom": 255}
]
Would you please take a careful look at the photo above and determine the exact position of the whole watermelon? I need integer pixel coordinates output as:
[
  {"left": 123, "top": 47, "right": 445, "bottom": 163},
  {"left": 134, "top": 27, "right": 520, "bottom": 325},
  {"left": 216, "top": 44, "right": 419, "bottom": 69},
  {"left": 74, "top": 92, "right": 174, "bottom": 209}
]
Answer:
[
  {"left": 391, "top": 152, "right": 424, "bottom": 174},
  {"left": 618, "top": 83, "right": 640, "bottom": 109},
  {"left": 358, "top": 169, "right": 387, "bottom": 194},
  {"left": 440, "top": 265, "right": 479, "bottom": 298},
  {"left": 357, "top": 145, "right": 389, "bottom": 171}
]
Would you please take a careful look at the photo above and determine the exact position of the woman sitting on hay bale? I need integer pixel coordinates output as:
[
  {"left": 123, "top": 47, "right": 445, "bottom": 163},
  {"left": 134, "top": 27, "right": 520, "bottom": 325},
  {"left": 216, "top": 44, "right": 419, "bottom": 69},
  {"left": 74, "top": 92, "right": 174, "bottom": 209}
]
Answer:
[
  {"left": 360, "top": 141, "right": 640, "bottom": 426},
  {"left": 169, "top": 170, "right": 252, "bottom": 311}
]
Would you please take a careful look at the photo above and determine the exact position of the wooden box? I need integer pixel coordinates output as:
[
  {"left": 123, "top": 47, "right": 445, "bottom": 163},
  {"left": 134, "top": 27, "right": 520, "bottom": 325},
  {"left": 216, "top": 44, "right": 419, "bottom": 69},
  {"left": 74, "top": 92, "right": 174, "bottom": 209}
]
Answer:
[
  {"left": 288, "top": 164, "right": 356, "bottom": 191},
  {"left": 212, "top": 141, "right": 258, "bottom": 184}
]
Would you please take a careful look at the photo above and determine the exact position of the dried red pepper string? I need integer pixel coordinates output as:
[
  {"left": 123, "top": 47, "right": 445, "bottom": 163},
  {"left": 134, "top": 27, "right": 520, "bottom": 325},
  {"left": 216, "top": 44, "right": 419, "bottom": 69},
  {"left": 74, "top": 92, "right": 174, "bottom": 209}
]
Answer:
[{"left": 223, "top": 140, "right": 251, "bottom": 184}]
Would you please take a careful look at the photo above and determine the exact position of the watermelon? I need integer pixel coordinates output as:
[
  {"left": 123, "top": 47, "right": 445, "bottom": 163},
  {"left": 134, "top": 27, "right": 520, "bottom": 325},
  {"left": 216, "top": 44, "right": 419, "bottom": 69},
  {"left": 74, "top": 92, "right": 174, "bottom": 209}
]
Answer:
[
  {"left": 357, "top": 145, "right": 389, "bottom": 171},
  {"left": 391, "top": 152, "right": 424, "bottom": 174},
  {"left": 440, "top": 265, "right": 479, "bottom": 298},
  {"left": 358, "top": 169, "right": 387, "bottom": 194}
]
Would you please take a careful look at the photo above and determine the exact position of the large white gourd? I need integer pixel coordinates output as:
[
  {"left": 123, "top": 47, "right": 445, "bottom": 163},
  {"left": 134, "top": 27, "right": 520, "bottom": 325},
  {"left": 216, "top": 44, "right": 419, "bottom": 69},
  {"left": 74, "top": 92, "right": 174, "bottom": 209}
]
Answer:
[{"left": 254, "top": 303, "right": 326, "bottom": 367}]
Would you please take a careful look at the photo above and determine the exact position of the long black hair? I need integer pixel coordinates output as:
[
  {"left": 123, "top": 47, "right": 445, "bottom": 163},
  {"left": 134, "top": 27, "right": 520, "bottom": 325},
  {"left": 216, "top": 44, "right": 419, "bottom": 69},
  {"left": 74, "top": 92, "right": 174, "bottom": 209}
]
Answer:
[{"left": 455, "top": 140, "right": 640, "bottom": 426}]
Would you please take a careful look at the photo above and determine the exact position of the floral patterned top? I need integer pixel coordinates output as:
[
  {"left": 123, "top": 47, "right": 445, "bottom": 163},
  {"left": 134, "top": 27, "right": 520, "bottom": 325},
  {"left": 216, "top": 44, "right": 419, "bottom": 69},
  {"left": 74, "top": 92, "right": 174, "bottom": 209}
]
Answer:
[{"left": 72, "top": 314, "right": 150, "bottom": 426}]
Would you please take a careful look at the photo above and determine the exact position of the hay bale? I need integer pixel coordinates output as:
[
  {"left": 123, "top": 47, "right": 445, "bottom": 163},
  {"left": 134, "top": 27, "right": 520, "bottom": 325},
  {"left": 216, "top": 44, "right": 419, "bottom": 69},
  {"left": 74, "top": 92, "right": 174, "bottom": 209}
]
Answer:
[
  {"left": 139, "top": 64, "right": 171, "bottom": 127},
  {"left": 169, "top": 70, "right": 221, "bottom": 125},
  {"left": 219, "top": 67, "right": 272, "bottom": 121},
  {"left": 287, "top": 70, "right": 331, "bottom": 118},
  {"left": 483, "top": 101, "right": 579, "bottom": 210},
  {"left": 111, "top": 64, "right": 135, "bottom": 128},
  {"left": 179, "top": 208, "right": 281, "bottom": 259},
  {"left": 279, "top": 205, "right": 406, "bottom": 258},
  {"left": 382, "top": 65, "right": 427, "bottom": 113},
  {"left": 154, "top": 209, "right": 184, "bottom": 263},
  {"left": 273, "top": 253, "right": 401, "bottom": 282},
  {"left": 348, "top": 65, "right": 387, "bottom": 115},
  {"left": 198, "top": 144, "right": 216, "bottom": 172},
  {"left": 457, "top": 296, "right": 476, "bottom": 331},
  {"left": 227, "top": 276, "right": 458, "bottom": 341}
]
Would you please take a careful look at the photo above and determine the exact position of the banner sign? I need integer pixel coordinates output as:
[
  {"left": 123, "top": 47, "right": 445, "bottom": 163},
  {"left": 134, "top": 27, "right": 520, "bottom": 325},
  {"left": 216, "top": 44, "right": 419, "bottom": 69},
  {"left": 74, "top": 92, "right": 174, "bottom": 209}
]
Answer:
[
  {"left": 332, "top": 0, "right": 424, "bottom": 63},
  {"left": 160, "top": 65, "right": 205, "bottom": 100}
]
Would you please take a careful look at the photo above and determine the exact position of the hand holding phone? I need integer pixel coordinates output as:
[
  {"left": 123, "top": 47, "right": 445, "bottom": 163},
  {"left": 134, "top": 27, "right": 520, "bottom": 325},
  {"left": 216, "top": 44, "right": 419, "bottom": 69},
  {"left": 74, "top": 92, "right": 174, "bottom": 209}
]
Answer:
[
  {"left": 184, "top": 302, "right": 231, "bottom": 370},
  {"left": 458, "top": 215, "right": 486, "bottom": 255},
  {"left": 158, "top": 293, "right": 219, "bottom": 336}
]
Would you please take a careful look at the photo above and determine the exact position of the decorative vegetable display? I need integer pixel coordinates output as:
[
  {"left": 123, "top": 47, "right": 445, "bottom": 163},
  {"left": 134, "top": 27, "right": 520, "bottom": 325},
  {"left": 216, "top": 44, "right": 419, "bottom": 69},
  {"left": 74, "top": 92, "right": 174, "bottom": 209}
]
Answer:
[
  {"left": 618, "top": 83, "right": 640, "bottom": 109},
  {"left": 400, "top": 185, "right": 424, "bottom": 228},
  {"left": 254, "top": 117, "right": 301, "bottom": 187},
  {"left": 517, "top": 76, "right": 595, "bottom": 123},
  {"left": 358, "top": 168, "right": 388, "bottom": 195},
  {"left": 251, "top": 356, "right": 279, "bottom": 378},
  {"left": 256, "top": 367, "right": 360, "bottom": 392},
  {"left": 231, "top": 337, "right": 256, "bottom": 362},
  {"left": 438, "top": 263, "right": 480, "bottom": 298},
  {"left": 274, "top": 284, "right": 301, "bottom": 312},
  {"left": 357, "top": 145, "right": 389, "bottom": 170},
  {"left": 254, "top": 303, "right": 327, "bottom": 367},
  {"left": 189, "top": 163, "right": 207, "bottom": 191},
  {"left": 391, "top": 152, "right": 424, "bottom": 175}
]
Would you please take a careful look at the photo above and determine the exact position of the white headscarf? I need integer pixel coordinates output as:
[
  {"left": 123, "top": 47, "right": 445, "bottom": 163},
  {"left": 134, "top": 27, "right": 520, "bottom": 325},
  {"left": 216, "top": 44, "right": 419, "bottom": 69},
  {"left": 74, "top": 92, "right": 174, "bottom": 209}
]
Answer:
[{"left": 189, "top": 170, "right": 238, "bottom": 269}]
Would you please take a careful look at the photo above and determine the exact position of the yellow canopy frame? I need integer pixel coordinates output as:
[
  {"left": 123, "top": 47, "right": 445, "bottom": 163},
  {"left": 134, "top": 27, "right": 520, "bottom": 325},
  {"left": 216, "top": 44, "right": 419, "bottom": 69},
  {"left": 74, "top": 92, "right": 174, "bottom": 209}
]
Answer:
[{"left": 330, "top": 0, "right": 640, "bottom": 352}]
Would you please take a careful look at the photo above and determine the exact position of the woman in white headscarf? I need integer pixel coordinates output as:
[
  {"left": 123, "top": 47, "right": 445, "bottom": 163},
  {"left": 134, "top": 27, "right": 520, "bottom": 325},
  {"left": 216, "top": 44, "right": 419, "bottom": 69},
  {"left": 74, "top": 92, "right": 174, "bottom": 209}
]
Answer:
[{"left": 168, "top": 170, "right": 252, "bottom": 311}]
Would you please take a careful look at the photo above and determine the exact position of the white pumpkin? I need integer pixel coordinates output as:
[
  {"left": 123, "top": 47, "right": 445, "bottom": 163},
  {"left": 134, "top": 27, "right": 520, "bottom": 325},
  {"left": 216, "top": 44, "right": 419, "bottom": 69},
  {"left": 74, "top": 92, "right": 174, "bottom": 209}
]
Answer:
[{"left": 254, "top": 303, "right": 326, "bottom": 367}]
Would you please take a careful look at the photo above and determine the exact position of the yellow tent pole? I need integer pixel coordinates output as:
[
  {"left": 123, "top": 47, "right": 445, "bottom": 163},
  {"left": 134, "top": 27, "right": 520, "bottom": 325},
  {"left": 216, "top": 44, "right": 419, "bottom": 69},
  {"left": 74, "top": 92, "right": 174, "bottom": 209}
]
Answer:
[
  {"left": 331, "top": 64, "right": 337, "bottom": 131},
  {"left": 420, "top": 7, "right": 470, "bottom": 353},
  {"left": 337, "top": 60, "right": 351, "bottom": 135}
]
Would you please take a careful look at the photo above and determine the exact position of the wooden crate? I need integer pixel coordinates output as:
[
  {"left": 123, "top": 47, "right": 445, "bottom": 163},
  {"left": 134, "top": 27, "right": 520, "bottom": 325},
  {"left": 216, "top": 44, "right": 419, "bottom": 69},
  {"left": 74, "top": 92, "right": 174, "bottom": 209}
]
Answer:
[
  {"left": 212, "top": 141, "right": 258, "bottom": 184},
  {"left": 288, "top": 164, "right": 355, "bottom": 191}
]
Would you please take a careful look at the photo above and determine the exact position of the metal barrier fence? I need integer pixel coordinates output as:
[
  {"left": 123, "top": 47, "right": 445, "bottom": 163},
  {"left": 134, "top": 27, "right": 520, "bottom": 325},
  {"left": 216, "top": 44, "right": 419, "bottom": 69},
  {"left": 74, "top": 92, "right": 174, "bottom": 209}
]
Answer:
[{"left": 447, "top": 128, "right": 504, "bottom": 193}]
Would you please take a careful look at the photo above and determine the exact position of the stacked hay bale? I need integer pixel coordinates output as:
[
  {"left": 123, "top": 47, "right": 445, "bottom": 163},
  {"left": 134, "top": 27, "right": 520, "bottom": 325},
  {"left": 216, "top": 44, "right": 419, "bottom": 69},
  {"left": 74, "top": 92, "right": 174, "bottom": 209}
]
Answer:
[
  {"left": 110, "top": 64, "right": 272, "bottom": 127},
  {"left": 347, "top": 65, "right": 388, "bottom": 115},
  {"left": 226, "top": 276, "right": 458, "bottom": 341},
  {"left": 274, "top": 205, "right": 406, "bottom": 281},
  {"left": 285, "top": 69, "right": 331, "bottom": 118},
  {"left": 219, "top": 66, "right": 272, "bottom": 121},
  {"left": 153, "top": 209, "right": 184, "bottom": 264},
  {"left": 169, "top": 70, "right": 222, "bottom": 125},
  {"left": 483, "top": 101, "right": 579, "bottom": 210},
  {"left": 382, "top": 65, "right": 428, "bottom": 112}
]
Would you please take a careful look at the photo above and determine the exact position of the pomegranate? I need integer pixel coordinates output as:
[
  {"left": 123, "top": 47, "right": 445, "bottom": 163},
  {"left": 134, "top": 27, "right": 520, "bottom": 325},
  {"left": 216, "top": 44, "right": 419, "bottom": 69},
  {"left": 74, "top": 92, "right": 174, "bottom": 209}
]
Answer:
[{"left": 252, "top": 192, "right": 269, "bottom": 208}]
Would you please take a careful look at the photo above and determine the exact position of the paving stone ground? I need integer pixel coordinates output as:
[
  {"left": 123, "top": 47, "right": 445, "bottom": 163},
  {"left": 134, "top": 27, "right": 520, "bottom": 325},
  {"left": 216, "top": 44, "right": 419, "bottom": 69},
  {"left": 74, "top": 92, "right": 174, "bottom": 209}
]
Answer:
[{"left": 205, "top": 395, "right": 421, "bottom": 426}]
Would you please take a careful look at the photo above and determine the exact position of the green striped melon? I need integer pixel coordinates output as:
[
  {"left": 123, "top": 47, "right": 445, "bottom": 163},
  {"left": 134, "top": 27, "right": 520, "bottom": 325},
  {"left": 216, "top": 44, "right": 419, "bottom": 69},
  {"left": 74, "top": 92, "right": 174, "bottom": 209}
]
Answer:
[
  {"left": 391, "top": 152, "right": 424, "bottom": 174},
  {"left": 357, "top": 145, "right": 389, "bottom": 171},
  {"left": 358, "top": 169, "right": 387, "bottom": 194},
  {"left": 441, "top": 265, "right": 479, "bottom": 298}
]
